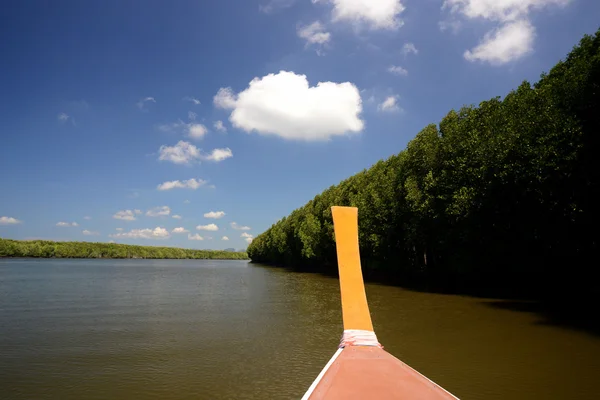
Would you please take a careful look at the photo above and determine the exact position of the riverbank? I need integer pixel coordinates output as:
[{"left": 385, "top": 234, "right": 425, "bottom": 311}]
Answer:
[{"left": 0, "top": 238, "right": 248, "bottom": 260}]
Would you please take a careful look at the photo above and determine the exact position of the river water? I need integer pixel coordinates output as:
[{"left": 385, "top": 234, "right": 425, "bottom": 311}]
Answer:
[{"left": 1, "top": 259, "right": 599, "bottom": 399}]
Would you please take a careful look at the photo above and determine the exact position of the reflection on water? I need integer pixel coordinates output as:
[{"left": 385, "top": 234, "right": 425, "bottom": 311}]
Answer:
[{"left": 1, "top": 259, "right": 599, "bottom": 399}]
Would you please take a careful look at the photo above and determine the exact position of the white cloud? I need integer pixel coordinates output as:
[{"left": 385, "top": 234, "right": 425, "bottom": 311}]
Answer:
[
  {"left": 158, "top": 141, "right": 201, "bottom": 165},
  {"left": 116, "top": 228, "right": 124, "bottom": 231},
  {"left": 443, "top": 0, "right": 570, "bottom": 64},
  {"left": 172, "top": 227, "right": 189, "bottom": 234},
  {"left": 196, "top": 223, "right": 219, "bottom": 231},
  {"left": 221, "top": 236, "right": 230, "bottom": 241},
  {"left": 464, "top": 19, "right": 534, "bottom": 64},
  {"left": 204, "top": 211, "right": 226, "bottom": 219},
  {"left": 231, "top": 222, "right": 251, "bottom": 231},
  {"left": 201, "top": 148, "right": 232, "bottom": 162},
  {"left": 297, "top": 21, "right": 331, "bottom": 50},
  {"left": 401, "top": 42, "right": 418, "bottom": 56},
  {"left": 316, "top": 0, "right": 406, "bottom": 30},
  {"left": 0, "top": 216, "right": 21, "bottom": 225},
  {"left": 57, "top": 113, "right": 70, "bottom": 122},
  {"left": 241, "top": 232, "right": 253, "bottom": 238},
  {"left": 172, "top": 215, "right": 182, "bottom": 219},
  {"left": 157, "top": 120, "right": 186, "bottom": 133},
  {"left": 188, "top": 123, "right": 208, "bottom": 140},
  {"left": 377, "top": 96, "right": 400, "bottom": 112},
  {"left": 134, "top": 209, "right": 142, "bottom": 215},
  {"left": 113, "top": 210, "right": 138, "bottom": 221},
  {"left": 214, "top": 120, "right": 227, "bottom": 132},
  {"left": 443, "top": 0, "right": 569, "bottom": 22},
  {"left": 82, "top": 230, "right": 99, "bottom": 236},
  {"left": 183, "top": 200, "right": 191, "bottom": 204},
  {"left": 108, "top": 240, "right": 115, "bottom": 244},
  {"left": 137, "top": 97, "right": 156, "bottom": 111},
  {"left": 213, "top": 71, "right": 363, "bottom": 141},
  {"left": 259, "top": 0, "right": 296, "bottom": 13},
  {"left": 158, "top": 141, "right": 232, "bottom": 165},
  {"left": 83, "top": 216, "right": 92, "bottom": 220},
  {"left": 56, "top": 221, "right": 78, "bottom": 227},
  {"left": 157, "top": 178, "right": 208, "bottom": 191},
  {"left": 188, "top": 111, "right": 197, "bottom": 121},
  {"left": 146, "top": 206, "right": 171, "bottom": 217},
  {"left": 213, "top": 87, "right": 237, "bottom": 109},
  {"left": 188, "top": 233, "right": 204, "bottom": 241},
  {"left": 109, "top": 227, "right": 170, "bottom": 240},
  {"left": 387, "top": 65, "right": 408, "bottom": 76},
  {"left": 438, "top": 19, "right": 462, "bottom": 33},
  {"left": 184, "top": 96, "right": 201, "bottom": 105}
]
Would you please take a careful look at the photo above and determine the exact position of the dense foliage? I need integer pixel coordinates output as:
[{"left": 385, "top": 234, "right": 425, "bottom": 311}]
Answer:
[
  {"left": 0, "top": 238, "right": 249, "bottom": 260},
  {"left": 248, "top": 30, "right": 599, "bottom": 301}
]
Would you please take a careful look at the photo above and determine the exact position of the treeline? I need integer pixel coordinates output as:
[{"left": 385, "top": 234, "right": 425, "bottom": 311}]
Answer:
[
  {"left": 248, "top": 30, "right": 599, "bottom": 302},
  {"left": 0, "top": 238, "right": 249, "bottom": 260}
]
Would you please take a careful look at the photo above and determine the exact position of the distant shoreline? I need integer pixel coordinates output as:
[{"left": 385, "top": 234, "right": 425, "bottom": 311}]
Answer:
[{"left": 0, "top": 238, "right": 249, "bottom": 260}]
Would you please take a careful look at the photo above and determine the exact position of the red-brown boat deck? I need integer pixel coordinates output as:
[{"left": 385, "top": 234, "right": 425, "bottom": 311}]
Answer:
[{"left": 307, "top": 346, "right": 456, "bottom": 399}]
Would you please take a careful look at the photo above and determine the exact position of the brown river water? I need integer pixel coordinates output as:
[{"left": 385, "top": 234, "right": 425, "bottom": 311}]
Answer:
[{"left": 1, "top": 259, "right": 599, "bottom": 399}]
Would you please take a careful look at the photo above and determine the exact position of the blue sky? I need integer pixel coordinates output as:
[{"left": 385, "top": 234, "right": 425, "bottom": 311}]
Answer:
[{"left": 1, "top": 0, "right": 598, "bottom": 250}]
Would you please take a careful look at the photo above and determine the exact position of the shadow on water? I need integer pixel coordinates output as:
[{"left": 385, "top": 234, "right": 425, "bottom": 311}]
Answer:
[
  {"left": 482, "top": 300, "right": 600, "bottom": 338},
  {"left": 251, "top": 262, "right": 600, "bottom": 338}
]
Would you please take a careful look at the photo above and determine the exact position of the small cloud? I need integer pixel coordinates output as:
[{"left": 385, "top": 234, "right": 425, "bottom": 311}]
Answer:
[
  {"left": 57, "top": 113, "right": 70, "bottom": 122},
  {"left": 387, "top": 65, "right": 408, "bottom": 76},
  {"left": 158, "top": 141, "right": 201, "bottom": 165},
  {"left": 113, "top": 210, "right": 137, "bottom": 221},
  {"left": 127, "top": 191, "right": 140, "bottom": 199},
  {"left": 221, "top": 236, "right": 230, "bottom": 241},
  {"left": 183, "top": 96, "right": 201, "bottom": 105},
  {"left": 188, "top": 233, "right": 204, "bottom": 241},
  {"left": 134, "top": 209, "right": 142, "bottom": 215},
  {"left": 137, "top": 97, "right": 156, "bottom": 111},
  {"left": 319, "top": 0, "right": 406, "bottom": 30},
  {"left": 241, "top": 232, "right": 253, "bottom": 238},
  {"left": 0, "top": 216, "right": 22, "bottom": 225},
  {"left": 377, "top": 95, "right": 401, "bottom": 113},
  {"left": 56, "top": 221, "right": 78, "bottom": 227},
  {"left": 172, "top": 227, "right": 189, "bottom": 234},
  {"left": 231, "top": 222, "right": 251, "bottom": 231},
  {"left": 157, "top": 142, "right": 231, "bottom": 165},
  {"left": 259, "top": 0, "right": 295, "bottom": 14},
  {"left": 438, "top": 19, "right": 461, "bottom": 34},
  {"left": 213, "top": 87, "right": 237, "bottom": 109},
  {"left": 188, "top": 111, "right": 197, "bottom": 121},
  {"left": 82, "top": 230, "right": 99, "bottom": 236},
  {"left": 109, "top": 227, "right": 170, "bottom": 240},
  {"left": 146, "top": 206, "right": 171, "bottom": 217},
  {"left": 108, "top": 240, "right": 115, "bottom": 243},
  {"left": 172, "top": 215, "right": 182, "bottom": 219},
  {"left": 116, "top": 228, "right": 124, "bottom": 231},
  {"left": 83, "top": 216, "right": 92, "bottom": 220},
  {"left": 214, "top": 120, "right": 227, "bottom": 132},
  {"left": 188, "top": 123, "right": 208, "bottom": 140},
  {"left": 464, "top": 19, "right": 534, "bottom": 65},
  {"left": 184, "top": 200, "right": 191, "bottom": 204},
  {"left": 297, "top": 21, "right": 331, "bottom": 53},
  {"left": 402, "top": 43, "right": 418, "bottom": 57},
  {"left": 204, "top": 211, "right": 226, "bottom": 219},
  {"left": 157, "top": 178, "right": 208, "bottom": 191},
  {"left": 196, "top": 223, "right": 219, "bottom": 231},
  {"left": 201, "top": 148, "right": 232, "bottom": 162}
]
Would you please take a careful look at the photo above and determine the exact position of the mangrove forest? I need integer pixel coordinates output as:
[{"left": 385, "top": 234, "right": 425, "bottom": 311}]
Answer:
[{"left": 0, "top": 238, "right": 249, "bottom": 260}]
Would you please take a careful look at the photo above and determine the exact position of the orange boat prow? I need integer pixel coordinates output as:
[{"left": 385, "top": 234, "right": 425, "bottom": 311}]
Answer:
[{"left": 302, "top": 207, "right": 458, "bottom": 400}]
